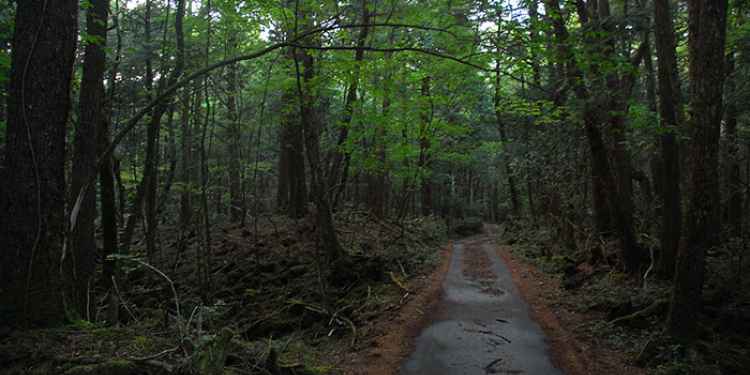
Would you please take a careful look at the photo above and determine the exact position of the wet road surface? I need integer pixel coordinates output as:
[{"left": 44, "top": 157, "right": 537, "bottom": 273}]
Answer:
[{"left": 400, "top": 235, "right": 563, "bottom": 375}]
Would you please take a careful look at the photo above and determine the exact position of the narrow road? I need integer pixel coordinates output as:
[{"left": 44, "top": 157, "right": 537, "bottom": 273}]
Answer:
[{"left": 400, "top": 233, "right": 563, "bottom": 375}]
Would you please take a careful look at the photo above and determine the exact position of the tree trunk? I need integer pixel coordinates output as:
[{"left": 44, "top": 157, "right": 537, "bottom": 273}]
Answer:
[
  {"left": 68, "top": 0, "right": 109, "bottom": 320},
  {"left": 544, "top": 0, "right": 614, "bottom": 234},
  {"left": 494, "top": 62, "right": 520, "bottom": 217},
  {"left": 419, "top": 76, "right": 433, "bottom": 216},
  {"left": 327, "top": 0, "right": 370, "bottom": 208},
  {"left": 0, "top": 0, "right": 78, "bottom": 326},
  {"left": 226, "top": 32, "right": 243, "bottom": 223},
  {"left": 724, "top": 50, "right": 743, "bottom": 237},
  {"left": 100, "top": 0, "right": 122, "bottom": 325},
  {"left": 653, "top": 0, "right": 684, "bottom": 279},
  {"left": 290, "top": 7, "right": 345, "bottom": 262},
  {"left": 601, "top": 1, "right": 645, "bottom": 272},
  {"left": 180, "top": 89, "right": 194, "bottom": 228},
  {"left": 366, "top": 28, "right": 394, "bottom": 218},
  {"left": 668, "top": 0, "right": 728, "bottom": 339},
  {"left": 122, "top": 0, "right": 185, "bottom": 257},
  {"left": 278, "top": 76, "right": 308, "bottom": 219},
  {"left": 276, "top": 88, "right": 291, "bottom": 211}
]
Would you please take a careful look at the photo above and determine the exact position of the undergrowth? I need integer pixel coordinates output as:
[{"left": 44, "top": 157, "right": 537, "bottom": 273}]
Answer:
[
  {"left": 0, "top": 211, "right": 447, "bottom": 375},
  {"left": 495, "top": 218, "right": 750, "bottom": 375}
]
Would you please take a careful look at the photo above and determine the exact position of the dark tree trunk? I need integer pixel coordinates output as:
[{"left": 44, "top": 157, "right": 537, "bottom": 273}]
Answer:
[
  {"left": 327, "top": 0, "right": 370, "bottom": 208},
  {"left": 668, "top": 0, "right": 729, "bottom": 339},
  {"left": 494, "top": 62, "right": 520, "bottom": 217},
  {"left": 544, "top": 0, "right": 614, "bottom": 234},
  {"left": 289, "top": 3, "right": 345, "bottom": 262},
  {"left": 724, "top": 51, "right": 743, "bottom": 237},
  {"left": 68, "top": 0, "right": 109, "bottom": 319},
  {"left": 366, "top": 29, "right": 393, "bottom": 217},
  {"left": 180, "top": 89, "right": 194, "bottom": 227},
  {"left": 601, "top": 2, "right": 647, "bottom": 272},
  {"left": 419, "top": 76, "right": 433, "bottom": 216},
  {"left": 546, "top": 0, "right": 642, "bottom": 272},
  {"left": 100, "top": 0, "right": 122, "bottom": 326},
  {"left": 653, "top": 0, "right": 684, "bottom": 280},
  {"left": 276, "top": 89, "right": 291, "bottom": 211},
  {"left": 277, "top": 76, "right": 308, "bottom": 219},
  {"left": 0, "top": 0, "right": 78, "bottom": 326},
  {"left": 226, "top": 33, "right": 243, "bottom": 223},
  {"left": 296, "top": 45, "right": 344, "bottom": 261},
  {"left": 122, "top": 0, "right": 185, "bottom": 256}
]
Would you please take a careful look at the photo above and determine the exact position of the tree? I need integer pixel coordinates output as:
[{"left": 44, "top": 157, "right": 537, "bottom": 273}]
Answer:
[
  {"left": 0, "top": 0, "right": 78, "bottom": 326},
  {"left": 653, "top": 0, "right": 683, "bottom": 279},
  {"left": 668, "top": 0, "right": 729, "bottom": 339},
  {"left": 68, "top": 0, "right": 109, "bottom": 320}
]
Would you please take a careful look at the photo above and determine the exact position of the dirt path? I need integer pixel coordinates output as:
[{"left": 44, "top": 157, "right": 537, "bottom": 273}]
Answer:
[{"left": 400, "top": 233, "right": 562, "bottom": 375}]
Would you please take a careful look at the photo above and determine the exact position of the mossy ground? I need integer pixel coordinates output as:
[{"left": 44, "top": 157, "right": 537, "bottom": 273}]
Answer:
[{"left": 0, "top": 211, "right": 447, "bottom": 375}]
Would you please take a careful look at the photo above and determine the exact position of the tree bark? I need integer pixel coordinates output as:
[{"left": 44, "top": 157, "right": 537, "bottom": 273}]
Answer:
[
  {"left": 0, "top": 0, "right": 78, "bottom": 326},
  {"left": 277, "top": 74, "right": 308, "bottom": 219},
  {"left": 544, "top": 0, "right": 613, "bottom": 234},
  {"left": 495, "top": 63, "right": 520, "bottom": 217},
  {"left": 724, "top": 48, "right": 743, "bottom": 237},
  {"left": 226, "top": 29, "right": 243, "bottom": 223},
  {"left": 419, "top": 76, "right": 433, "bottom": 216},
  {"left": 180, "top": 89, "right": 194, "bottom": 228},
  {"left": 290, "top": 4, "right": 345, "bottom": 262},
  {"left": 68, "top": 0, "right": 109, "bottom": 320},
  {"left": 653, "top": 0, "right": 684, "bottom": 279},
  {"left": 327, "top": 0, "right": 370, "bottom": 208},
  {"left": 100, "top": 0, "right": 122, "bottom": 326},
  {"left": 668, "top": 0, "right": 729, "bottom": 339},
  {"left": 366, "top": 28, "right": 394, "bottom": 217}
]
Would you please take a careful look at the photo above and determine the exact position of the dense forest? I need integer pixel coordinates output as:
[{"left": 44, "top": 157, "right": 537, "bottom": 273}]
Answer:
[{"left": 0, "top": 0, "right": 749, "bottom": 374}]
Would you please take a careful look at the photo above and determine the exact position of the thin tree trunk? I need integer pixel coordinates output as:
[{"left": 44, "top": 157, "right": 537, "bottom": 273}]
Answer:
[
  {"left": 495, "top": 62, "right": 520, "bottom": 217},
  {"left": 180, "top": 89, "right": 194, "bottom": 228},
  {"left": 101, "top": 0, "right": 122, "bottom": 325},
  {"left": 366, "top": 23, "right": 395, "bottom": 218},
  {"left": 226, "top": 31, "right": 243, "bottom": 223}
]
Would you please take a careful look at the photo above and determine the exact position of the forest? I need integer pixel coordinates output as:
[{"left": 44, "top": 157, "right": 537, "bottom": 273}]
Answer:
[{"left": 0, "top": 0, "right": 748, "bottom": 374}]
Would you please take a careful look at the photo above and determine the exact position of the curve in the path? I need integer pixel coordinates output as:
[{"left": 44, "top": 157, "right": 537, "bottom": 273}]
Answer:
[{"left": 400, "top": 235, "right": 563, "bottom": 375}]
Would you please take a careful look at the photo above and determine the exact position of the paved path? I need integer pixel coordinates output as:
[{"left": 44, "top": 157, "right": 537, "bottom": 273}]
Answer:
[{"left": 400, "top": 234, "right": 563, "bottom": 375}]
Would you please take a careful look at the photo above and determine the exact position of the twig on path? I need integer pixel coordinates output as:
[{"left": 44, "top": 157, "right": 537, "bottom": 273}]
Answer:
[
  {"left": 484, "top": 358, "right": 503, "bottom": 372},
  {"left": 475, "top": 329, "right": 512, "bottom": 343}
]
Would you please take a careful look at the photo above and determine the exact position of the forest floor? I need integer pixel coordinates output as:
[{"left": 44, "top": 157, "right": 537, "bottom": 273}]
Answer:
[
  {"left": 0, "top": 210, "right": 451, "bottom": 375},
  {"left": 497, "top": 222, "right": 750, "bottom": 375},
  {"left": 2, "top": 217, "right": 748, "bottom": 375}
]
